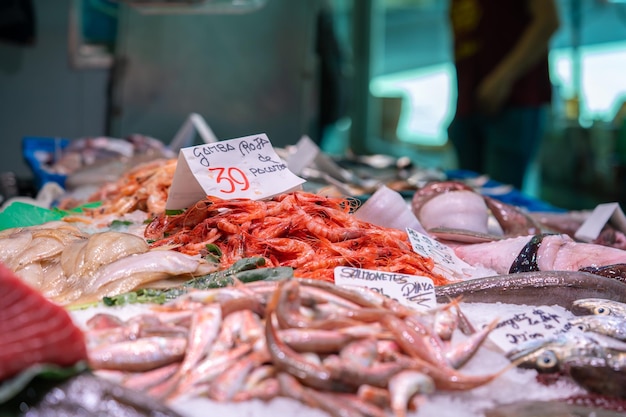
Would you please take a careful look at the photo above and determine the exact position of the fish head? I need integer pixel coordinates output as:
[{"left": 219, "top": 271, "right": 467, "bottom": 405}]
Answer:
[
  {"left": 568, "top": 316, "right": 599, "bottom": 334},
  {"left": 506, "top": 334, "right": 600, "bottom": 374},
  {"left": 569, "top": 315, "right": 626, "bottom": 335},
  {"left": 571, "top": 298, "right": 626, "bottom": 318},
  {"left": 521, "top": 349, "right": 562, "bottom": 373},
  {"left": 506, "top": 337, "right": 563, "bottom": 373}
]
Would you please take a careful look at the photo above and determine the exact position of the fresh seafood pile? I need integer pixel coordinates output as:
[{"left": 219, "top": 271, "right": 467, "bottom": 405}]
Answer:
[
  {"left": 59, "top": 158, "right": 177, "bottom": 217},
  {"left": 10, "top": 148, "right": 626, "bottom": 416},
  {"left": 0, "top": 221, "right": 217, "bottom": 306},
  {"left": 49, "top": 135, "right": 173, "bottom": 176},
  {"left": 145, "top": 191, "right": 448, "bottom": 284},
  {"left": 506, "top": 297, "right": 626, "bottom": 402},
  {"left": 84, "top": 278, "right": 512, "bottom": 417}
]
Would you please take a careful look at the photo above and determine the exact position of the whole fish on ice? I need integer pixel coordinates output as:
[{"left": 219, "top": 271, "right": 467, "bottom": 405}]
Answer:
[
  {"left": 435, "top": 271, "right": 626, "bottom": 308},
  {"left": 506, "top": 330, "right": 626, "bottom": 399}
]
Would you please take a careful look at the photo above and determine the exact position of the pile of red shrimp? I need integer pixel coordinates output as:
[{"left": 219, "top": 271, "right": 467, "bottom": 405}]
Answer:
[{"left": 145, "top": 191, "right": 448, "bottom": 284}]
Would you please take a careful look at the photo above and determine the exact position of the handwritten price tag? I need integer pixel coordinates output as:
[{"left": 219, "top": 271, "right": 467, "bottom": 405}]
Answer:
[
  {"left": 334, "top": 266, "right": 436, "bottom": 311},
  {"left": 406, "top": 228, "right": 475, "bottom": 280},
  {"left": 485, "top": 305, "right": 578, "bottom": 352},
  {"left": 166, "top": 133, "right": 305, "bottom": 210}
]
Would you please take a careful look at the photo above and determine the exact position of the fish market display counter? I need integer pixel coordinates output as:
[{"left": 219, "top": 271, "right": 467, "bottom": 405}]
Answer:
[{"left": 2, "top": 142, "right": 626, "bottom": 417}]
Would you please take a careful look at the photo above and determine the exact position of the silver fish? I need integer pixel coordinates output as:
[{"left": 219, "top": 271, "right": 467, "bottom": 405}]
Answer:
[
  {"left": 436, "top": 271, "right": 626, "bottom": 308},
  {"left": 569, "top": 315, "right": 626, "bottom": 342},
  {"left": 506, "top": 333, "right": 607, "bottom": 373}
]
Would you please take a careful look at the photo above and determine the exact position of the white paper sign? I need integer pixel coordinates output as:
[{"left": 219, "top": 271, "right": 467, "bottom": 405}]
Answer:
[
  {"left": 169, "top": 113, "right": 218, "bottom": 152},
  {"left": 406, "top": 227, "right": 475, "bottom": 280},
  {"left": 575, "top": 202, "right": 626, "bottom": 242},
  {"left": 486, "top": 305, "right": 578, "bottom": 352},
  {"left": 286, "top": 135, "right": 320, "bottom": 175},
  {"left": 166, "top": 133, "right": 306, "bottom": 210},
  {"left": 334, "top": 266, "right": 436, "bottom": 311}
]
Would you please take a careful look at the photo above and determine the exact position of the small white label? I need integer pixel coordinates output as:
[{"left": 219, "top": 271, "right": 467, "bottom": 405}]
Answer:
[
  {"left": 286, "top": 135, "right": 320, "bottom": 175},
  {"left": 169, "top": 113, "right": 218, "bottom": 152},
  {"left": 575, "top": 202, "right": 626, "bottom": 242},
  {"left": 406, "top": 227, "right": 474, "bottom": 280},
  {"left": 486, "top": 305, "right": 578, "bottom": 352},
  {"left": 166, "top": 133, "right": 305, "bottom": 210},
  {"left": 334, "top": 266, "right": 436, "bottom": 311}
]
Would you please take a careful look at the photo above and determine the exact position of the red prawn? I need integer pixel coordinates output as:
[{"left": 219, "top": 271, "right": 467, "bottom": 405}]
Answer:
[
  {"left": 262, "top": 237, "right": 316, "bottom": 268},
  {"left": 297, "top": 210, "right": 363, "bottom": 242}
]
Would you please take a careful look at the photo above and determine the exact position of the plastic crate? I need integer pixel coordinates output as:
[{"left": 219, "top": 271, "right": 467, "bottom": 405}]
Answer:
[{"left": 22, "top": 136, "right": 70, "bottom": 190}]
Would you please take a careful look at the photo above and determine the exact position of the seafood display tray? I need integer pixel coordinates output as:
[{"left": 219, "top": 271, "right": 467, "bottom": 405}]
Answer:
[{"left": 70, "top": 302, "right": 586, "bottom": 417}]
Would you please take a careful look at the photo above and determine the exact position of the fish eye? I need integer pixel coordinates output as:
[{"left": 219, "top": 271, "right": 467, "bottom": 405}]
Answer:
[
  {"left": 536, "top": 351, "right": 558, "bottom": 371},
  {"left": 594, "top": 306, "right": 609, "bottom": 316}
]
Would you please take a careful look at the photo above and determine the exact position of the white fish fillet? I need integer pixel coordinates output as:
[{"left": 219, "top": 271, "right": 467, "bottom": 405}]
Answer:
[
  {"left": 69, "top": 251, "right": 216, "bottom": 304},
  {"left": 0, "top": 230, "right": 32, "bottom": 264},
  {"left": 64, "top": 231, "right": 149, "bottom": 278}
]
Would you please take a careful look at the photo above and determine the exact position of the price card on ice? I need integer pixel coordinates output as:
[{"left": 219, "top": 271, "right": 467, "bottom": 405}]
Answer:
[
  {"left": 334, "top": 266, "right": 436, "bottom": 311},
  {"left": 484, "top": 305, "right": 578, "bottom": 352},
  {"left": 406, "top": 228, "right": 475, "bottom": 280},
  {"left": 166, "top": 133, "right": 306, "bottom": 210}
]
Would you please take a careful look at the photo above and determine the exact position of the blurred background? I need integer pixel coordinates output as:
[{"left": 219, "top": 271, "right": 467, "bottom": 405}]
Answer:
[{"left": 1, "top": 0, "right": 626, "bottom": 209}]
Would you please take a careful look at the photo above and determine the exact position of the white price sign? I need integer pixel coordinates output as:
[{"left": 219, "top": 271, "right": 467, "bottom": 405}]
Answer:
[
  {"left": 166, "top": 133, "right": 305, "bottom": 210},
  {"left": 334, "top": 266, "right": 436, "bottom": 311},
  {"left": 487, "top": 305, "right": 578, "bottom": 352},
  {"left": 406, "top": 228, "right": 474, "bottom": 280}
]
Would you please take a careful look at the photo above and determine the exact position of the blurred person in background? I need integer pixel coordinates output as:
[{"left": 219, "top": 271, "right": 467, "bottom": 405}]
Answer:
[{"left": 448, "top": 0, "right": 560, "bottom": 192}]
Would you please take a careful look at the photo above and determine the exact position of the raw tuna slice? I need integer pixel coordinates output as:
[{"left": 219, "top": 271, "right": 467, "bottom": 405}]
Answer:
[{"left": 0, "top": 263, "right": 87, "bottom": 381}]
